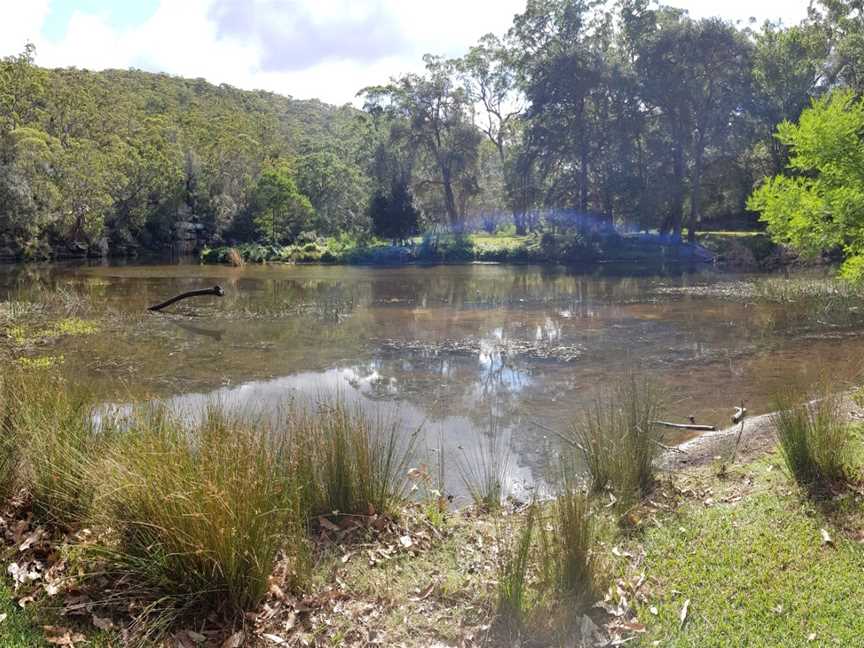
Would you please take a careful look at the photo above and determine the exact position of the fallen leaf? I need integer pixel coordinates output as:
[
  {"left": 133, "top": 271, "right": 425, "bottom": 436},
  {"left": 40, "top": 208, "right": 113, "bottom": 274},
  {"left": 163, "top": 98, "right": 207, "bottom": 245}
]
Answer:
[
  {"left": 679, "top": 599, "right": 690, "bottom": 629},
  {"left": 409, "top": 582, "right": 435, "bottom": 602},
  {"left": 318, "top": 517, "right": 340, "bottom": 532},
  {"left": 399, "top": 535, "right": 413, "bottom": 549},
  {"left": 807, "top": 633, "right": 817, "bottom": 642},
  {"left": 611, "top": 546, "right": 633, "bottom": 559},
  {"left": 621, "top": 621, "right": 646, "bottom": 633},
  {"left": 222, "top": 631, "right": 245, "bottom": 648},
  {"left": 649, "top": 606, "right": 658, "bottom": 616},
  {"left": 0, "top": 613, "right": 7, "bottom": 623},
  {"left": 186, "top": 630, "right": 207, "bottom": 643},
  {"left": 263, "top": 634, "right": 290, "bottom": 646},
  {"left": 820, "top": 528, "right": 833, "bottom": 546},
  {"left": 92, "top": 614, "right": 113, "bottom": 630}
]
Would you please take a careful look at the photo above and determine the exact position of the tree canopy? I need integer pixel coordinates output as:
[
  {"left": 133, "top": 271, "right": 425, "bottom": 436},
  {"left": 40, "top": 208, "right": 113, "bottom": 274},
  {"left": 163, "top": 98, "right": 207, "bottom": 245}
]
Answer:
[{"left": 0, "top": 0, "right": 857, "bottom": 264}]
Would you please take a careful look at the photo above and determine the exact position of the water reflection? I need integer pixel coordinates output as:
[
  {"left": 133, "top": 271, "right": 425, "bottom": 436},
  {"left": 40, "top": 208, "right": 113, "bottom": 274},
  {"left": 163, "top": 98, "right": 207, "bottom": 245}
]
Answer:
[{"left": 3, "top": 262, "right": 864, "bottom": 498}]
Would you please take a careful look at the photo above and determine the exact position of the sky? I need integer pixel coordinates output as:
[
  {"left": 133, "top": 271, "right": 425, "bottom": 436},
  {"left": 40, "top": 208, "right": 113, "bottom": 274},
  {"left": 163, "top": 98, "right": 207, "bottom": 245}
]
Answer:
[{"left": 0, "top": 0, "right": 812, "bottom": 106}]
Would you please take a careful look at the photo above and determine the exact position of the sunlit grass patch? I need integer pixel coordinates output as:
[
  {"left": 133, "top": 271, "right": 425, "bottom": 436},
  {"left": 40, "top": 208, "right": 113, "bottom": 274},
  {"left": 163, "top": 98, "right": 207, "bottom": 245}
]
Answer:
[
  {"left": 619, "top": 459, "right": 864, "bottom": 647},
  {"left": 16, "top": 355, "right": 64, "bottom": 369}
]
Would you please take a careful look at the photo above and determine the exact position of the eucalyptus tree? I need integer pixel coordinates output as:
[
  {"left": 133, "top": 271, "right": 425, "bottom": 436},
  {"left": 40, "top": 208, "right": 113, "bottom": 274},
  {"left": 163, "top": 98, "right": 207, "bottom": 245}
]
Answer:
[
  {"left": 361, "top": 56, "right": 482, "bottom": 226},
  {"left": 751, "top": 21, "right": 830, "bottom": 175},
  {"left": 625, "top": 5, "right": 753, "bottom": 241}
]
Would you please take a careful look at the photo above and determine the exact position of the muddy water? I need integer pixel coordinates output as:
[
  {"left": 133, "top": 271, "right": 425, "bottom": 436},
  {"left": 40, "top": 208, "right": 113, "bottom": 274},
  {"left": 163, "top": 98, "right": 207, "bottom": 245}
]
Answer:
[{"left": 3, "top": 261, "right": 863, "bottom": 500}]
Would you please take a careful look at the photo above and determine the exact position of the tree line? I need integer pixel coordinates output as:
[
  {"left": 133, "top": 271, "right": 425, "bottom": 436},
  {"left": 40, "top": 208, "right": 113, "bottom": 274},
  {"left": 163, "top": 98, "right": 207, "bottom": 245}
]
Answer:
[{"left": 0, "top": 0, "right": 860, "bottom": 259}]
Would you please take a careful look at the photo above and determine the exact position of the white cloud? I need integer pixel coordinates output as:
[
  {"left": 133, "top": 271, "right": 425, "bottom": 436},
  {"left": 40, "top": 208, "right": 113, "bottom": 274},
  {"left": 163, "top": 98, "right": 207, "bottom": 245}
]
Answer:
[
  {"left": 0, "top": 0, "right": 811, "bottom": 105},
  {"left": 0, "top": 0, "right": 51, "bottom": 53}
]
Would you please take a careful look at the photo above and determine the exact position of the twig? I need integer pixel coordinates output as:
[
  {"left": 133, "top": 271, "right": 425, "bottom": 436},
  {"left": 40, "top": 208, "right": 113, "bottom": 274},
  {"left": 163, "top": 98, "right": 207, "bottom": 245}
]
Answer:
[
  {"left": 653, "top": 420, "right": 716, "bottom": 432},
  {"left": 530, "top": 420, "right": 577, "bottom": 447}
]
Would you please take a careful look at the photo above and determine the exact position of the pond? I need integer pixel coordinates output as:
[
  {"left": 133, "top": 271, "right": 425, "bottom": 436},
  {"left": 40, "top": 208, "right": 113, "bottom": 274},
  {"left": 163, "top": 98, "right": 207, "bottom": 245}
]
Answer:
[{"left": 2, "top": 261, "right": 863, "bottom": 501}]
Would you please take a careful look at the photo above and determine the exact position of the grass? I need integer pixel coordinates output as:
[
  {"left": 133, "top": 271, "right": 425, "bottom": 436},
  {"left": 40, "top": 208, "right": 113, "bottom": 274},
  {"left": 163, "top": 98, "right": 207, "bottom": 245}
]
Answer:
[
  {"left": 290, "top": 401, "right": 418, "bottom": 517},
  {"left": 771, "top": 385, "right": 851, "bottom": 488},
  {"left": 495, "top": 504, "right": 538, "bottom": 632},
  {"left": 574, "top": 373, "right": 665, "bottom": 503},
  {"left": 0, "top": 583, "right": 47, "bottom": 647},
  {"left": 455, "top": 421, "right": 512, "bottom": 511},
  {"left": 614, "top": 458, "right": 864, "bottom": 647},
  {"left": 90, "top": 404, "right": 308, "bottom": 635}
]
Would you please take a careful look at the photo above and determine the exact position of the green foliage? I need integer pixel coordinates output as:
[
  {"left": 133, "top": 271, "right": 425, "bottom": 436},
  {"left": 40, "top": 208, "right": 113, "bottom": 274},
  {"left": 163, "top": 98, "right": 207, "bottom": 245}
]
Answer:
[
  {"left": 251, "top": 162, "right": 316, "bottom": 244},
  {"left": 369, "top": 180, "right": 420, "bottom": 243},
  {"left": 749, "top": 91, "right": 864, "bottom": 279}
]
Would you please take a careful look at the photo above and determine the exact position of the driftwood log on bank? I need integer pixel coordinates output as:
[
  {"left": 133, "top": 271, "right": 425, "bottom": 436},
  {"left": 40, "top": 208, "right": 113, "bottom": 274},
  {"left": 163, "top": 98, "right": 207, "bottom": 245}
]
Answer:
[
  {"left": 148, "top": 286, "right": 224, "bottom": 312},
  {"left": 653, "top": 420, "right": 717, "bottom": 432}
]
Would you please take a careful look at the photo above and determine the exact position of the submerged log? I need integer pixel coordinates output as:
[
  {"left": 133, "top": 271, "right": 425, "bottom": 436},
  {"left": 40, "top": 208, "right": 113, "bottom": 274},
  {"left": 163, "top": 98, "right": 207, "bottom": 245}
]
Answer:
[
  {"left": 148, "top": 286, "right": 224, "bottom": 312},
  {"left": 652, "top": 420, "right": 717, "bottom": 432}
]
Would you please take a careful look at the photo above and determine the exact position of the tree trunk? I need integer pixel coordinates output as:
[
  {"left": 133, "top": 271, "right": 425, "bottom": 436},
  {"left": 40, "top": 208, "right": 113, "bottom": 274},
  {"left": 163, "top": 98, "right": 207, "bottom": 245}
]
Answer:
[
  {"left": 687, "top": 141, "right": 704, "bottom": 244},
  {"left": 441, "top": 166, "right": 459, "bottom": 226},
  {"left": 670, "top": 145, "right": 686, "bottom": 243}
]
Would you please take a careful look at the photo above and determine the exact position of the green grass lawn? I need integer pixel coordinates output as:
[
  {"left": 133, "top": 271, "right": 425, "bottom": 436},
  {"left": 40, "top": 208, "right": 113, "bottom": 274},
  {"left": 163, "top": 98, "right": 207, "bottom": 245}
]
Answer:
[
  {"left": 0, "top": 584, "right": 46, "bottom": 647},
  {"left": 615, "top": 458, "right": 864, "bottom": 647}
]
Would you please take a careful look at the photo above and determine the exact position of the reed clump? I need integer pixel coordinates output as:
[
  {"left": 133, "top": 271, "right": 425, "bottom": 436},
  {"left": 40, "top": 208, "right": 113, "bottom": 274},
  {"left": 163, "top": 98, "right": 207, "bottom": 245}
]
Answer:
[
  {"left": 0, "top": 371, "right": 421, "bottom": 638},
  {"left": 772, "top": 385, "right": 850, "bottom": 489},
  {"left": 456, "top": 420, "right": 512, "bottom": 511},
  {"left": 574, "top": 373, "right": 664, "bottom": 502},
  {"left": 3, "top": 369, "right": 103, "bottom": 525},
  {"left": 90, "top": 404, "right": 307, "bottom": 631},
  {"left": 288, "top": 401, "right": 417, "bottom": 517}
]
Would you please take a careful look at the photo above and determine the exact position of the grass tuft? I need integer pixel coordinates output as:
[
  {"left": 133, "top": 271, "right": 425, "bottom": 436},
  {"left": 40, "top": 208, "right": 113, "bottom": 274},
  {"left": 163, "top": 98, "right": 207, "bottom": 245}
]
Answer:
[
  {"left": 772, "top": 386, "right": 850, "bottom": 489},
  {"left": 456, "top": 420, "right": 512, "bottom": 511},
  {"left": 574, "top": 373, "right": 664, "bottom": 502},
  {"left": 90, "top": 403, "right": 307, "bottom": 635}
]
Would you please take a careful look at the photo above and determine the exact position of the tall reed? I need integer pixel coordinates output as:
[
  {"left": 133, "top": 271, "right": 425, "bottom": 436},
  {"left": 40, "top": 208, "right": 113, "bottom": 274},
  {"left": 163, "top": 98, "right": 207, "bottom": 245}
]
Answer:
[
  {"left": 538, "top": 464, "right": 596, "bottom": 611},
  {"left": 4, "top": 370, "right": 103, "bottom": 525},
  {"left": 91, "top": 404, "right": 307, "bottom": 632},
  {"left": 772, "top": 385, "right": 849, "bottom": 487},
  {"left": 574, "top": 373, "right": 664, "bottom": 502},
  {"left": 456, "top": 420, "right": 512, "bottom": 510},
  {"left": 289, "top": 401, "right": 417, "bottom": 517}
]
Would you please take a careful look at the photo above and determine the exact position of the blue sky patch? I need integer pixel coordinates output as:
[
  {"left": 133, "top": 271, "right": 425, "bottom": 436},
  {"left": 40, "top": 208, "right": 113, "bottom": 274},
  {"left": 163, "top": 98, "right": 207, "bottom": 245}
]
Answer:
[{"left": 43, "top": 0, "right": 159, "bottom": 40}]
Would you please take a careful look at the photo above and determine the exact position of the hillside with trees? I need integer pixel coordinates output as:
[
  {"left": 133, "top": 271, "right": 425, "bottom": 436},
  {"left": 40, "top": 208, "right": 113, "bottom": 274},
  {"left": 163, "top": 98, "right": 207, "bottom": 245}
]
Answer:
[{"left": 0, "top": 0, "right": 858, "bottom": 264}]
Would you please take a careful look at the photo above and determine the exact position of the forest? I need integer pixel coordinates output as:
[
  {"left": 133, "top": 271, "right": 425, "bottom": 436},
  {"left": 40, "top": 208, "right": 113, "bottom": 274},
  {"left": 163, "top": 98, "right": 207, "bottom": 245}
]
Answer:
[{"left": 0, "top": 0, "right": 860, "bottom": 264}]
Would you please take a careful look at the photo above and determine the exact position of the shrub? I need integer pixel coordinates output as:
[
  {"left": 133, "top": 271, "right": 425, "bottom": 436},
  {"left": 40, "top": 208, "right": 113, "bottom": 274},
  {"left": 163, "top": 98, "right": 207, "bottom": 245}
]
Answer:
[
  {"left": 91, "top": 404, "right": 307, "bottom": 633},
  {"left": 772, "top": 386, "right": 849, "bottom": 488},
  {"left": 574, "top": 373, "right": 664, "bottom": 502}
]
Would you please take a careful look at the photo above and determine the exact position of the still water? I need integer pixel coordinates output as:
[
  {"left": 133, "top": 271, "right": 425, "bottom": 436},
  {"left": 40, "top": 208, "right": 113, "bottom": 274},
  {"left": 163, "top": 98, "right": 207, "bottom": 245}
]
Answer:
[{"left": 3, "top": 261, "right": 863, "bottom": 500}]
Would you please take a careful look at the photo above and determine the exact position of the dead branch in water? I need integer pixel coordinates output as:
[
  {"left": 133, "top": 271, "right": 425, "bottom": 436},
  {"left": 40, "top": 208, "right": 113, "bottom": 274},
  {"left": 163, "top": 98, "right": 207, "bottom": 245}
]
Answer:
[{"left": 148, "top": 286, "right": 225, "bottom": 312}]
